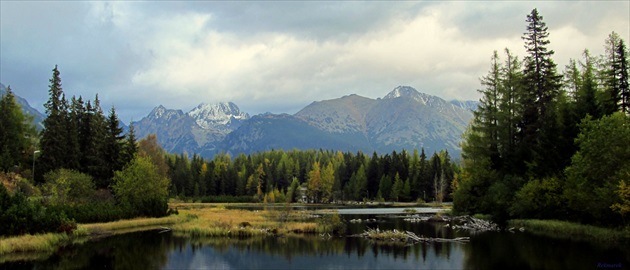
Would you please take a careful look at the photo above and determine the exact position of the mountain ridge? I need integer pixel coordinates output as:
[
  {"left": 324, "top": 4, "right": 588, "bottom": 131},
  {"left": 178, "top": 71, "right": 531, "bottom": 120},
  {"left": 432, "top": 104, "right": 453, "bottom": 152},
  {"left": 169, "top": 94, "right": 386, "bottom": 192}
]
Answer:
[{"left": 1, "top": 82, "right": 478, "bottom": 158}]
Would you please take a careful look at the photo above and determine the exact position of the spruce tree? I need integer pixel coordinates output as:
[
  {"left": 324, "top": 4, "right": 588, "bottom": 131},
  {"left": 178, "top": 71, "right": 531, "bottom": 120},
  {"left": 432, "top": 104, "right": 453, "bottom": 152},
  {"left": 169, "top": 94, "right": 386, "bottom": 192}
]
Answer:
[
  {"left": 617, "top": 39, "right": 629, "bottom": 114},
  {"left": 0, "top": 86, "right": 35, "bottom": 172},
  {"left": 122, "top": 123, "right": 138, "bottom": 166},
  {"left": 103, "top": 106, "right": 125, "bottom": 182},
  {"left": 519, "top": 8, "right": 563, "bottom": 178},
  {"left": 601, "top": 32, "right": 622, "bottom": 115},
  {"left": 39, "top": 65, "right": 69, "bottom": 182},
  {"left": 576, "top": 50, "right": 601, "bottom": 120}
]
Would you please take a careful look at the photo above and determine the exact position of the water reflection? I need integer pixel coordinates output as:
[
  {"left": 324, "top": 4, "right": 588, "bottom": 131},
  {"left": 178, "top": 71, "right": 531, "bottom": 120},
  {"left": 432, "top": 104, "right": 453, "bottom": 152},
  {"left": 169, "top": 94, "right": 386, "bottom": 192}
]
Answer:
[
  {"left": 164, "top": 235, "right": 465, "bottom": 269},
  {"left": 2, "top": 216, "right": 629, "bottom": 269}
]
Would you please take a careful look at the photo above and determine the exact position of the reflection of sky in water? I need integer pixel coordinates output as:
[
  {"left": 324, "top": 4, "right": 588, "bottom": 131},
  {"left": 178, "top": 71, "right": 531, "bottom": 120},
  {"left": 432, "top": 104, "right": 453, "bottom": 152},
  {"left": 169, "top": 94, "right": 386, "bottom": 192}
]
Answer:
[{"left": 163, "top": 240, "right": 465, "bottom": 269}]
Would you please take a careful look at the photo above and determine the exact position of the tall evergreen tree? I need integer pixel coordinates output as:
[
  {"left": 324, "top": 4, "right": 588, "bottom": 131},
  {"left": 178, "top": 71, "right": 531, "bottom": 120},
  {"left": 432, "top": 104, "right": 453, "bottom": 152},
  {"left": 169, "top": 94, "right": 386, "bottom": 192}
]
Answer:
[
  {"left": 122, "top": 123, "right": 138, "bottom": 166},
  {"left": 601, "top": 32, "right": 623, "bottom": 115},
  {"left": 65, "top": 96, "right": 83, "bottom": 171},
  {"left": 617, "top": 39, "right": 629, "bottom": 114},
  {"left": 575, "top": 50, "right": 601, "bottom": 120},
  {"left": 473, "top": 51, "right": 502, "bottom": 170},
  {"left": 0, "top": 86, "right": 36, "bottom": 172},
  {"left": 498, "top": 48, "right": 523, "bottom": 172},
  {"left": 103, "top": 106, "right": 125, "bottom": 183},
  {"left": 39, "top": 65, "right": 69, "bottom": 182},
  {"left": 519, "top": 8, "right": 563, "bottom": 178}
]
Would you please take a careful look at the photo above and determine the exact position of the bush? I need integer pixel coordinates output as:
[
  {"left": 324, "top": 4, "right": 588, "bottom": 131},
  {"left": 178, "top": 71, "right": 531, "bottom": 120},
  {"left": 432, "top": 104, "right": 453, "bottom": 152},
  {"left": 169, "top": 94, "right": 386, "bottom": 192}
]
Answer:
[
  {"left": 317, "top": 211, "right": 346, "bottom": 235},
  {"left": 113, "top": 156, "right": 169, "bottom": 217},
  {"left": 43, "top": 169, "right": 95, "bottom": 205},
  {"left": 0, "top": 187, "right": 76, "bottom": 236}
]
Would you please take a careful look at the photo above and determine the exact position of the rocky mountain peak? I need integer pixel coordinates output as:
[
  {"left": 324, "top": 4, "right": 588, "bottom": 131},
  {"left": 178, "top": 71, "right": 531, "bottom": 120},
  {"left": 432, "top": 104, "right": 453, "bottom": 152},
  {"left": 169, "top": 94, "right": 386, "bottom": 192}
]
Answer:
[
  {"left": 187, "top": 102, "right": 250, "bottom": 129},
  {"left": 148, "top": 105, "right": 183, "bottom": 121},
  {"left": 383, "top": 86, "right": 431, "bottom": 104}
]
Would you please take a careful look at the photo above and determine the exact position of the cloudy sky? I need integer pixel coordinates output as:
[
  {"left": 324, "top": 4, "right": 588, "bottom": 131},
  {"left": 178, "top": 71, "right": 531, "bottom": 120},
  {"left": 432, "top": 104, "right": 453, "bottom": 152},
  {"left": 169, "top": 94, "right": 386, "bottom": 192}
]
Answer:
[{"left": 1, "top": 1, "right": 628, "bottom": 123}]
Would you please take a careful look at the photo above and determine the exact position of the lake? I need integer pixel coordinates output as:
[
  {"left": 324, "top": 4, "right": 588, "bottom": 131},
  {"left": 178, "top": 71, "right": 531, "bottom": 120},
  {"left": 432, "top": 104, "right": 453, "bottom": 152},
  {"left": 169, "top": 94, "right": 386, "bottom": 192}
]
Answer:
[{"left": 2, "top": 210, "right": 629, "bottom": 269}]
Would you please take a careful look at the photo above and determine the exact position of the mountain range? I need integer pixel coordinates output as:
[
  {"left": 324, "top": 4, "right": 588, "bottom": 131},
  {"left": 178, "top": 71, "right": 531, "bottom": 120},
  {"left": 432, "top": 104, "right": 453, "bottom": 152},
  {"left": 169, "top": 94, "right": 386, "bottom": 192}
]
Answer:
[
  {"left": 1, "top": 83, "right": 477, "bottom": 158},
  {"left": 132, "top": 86, "right": 477, "bottom": 157}
]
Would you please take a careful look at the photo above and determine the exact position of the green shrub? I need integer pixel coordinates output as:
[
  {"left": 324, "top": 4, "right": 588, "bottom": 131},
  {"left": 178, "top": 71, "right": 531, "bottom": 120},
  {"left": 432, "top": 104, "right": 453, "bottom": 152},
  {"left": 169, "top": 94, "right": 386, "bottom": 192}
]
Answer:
[{"left": 0, "top": 189, "right": 76, "bottom": 236}]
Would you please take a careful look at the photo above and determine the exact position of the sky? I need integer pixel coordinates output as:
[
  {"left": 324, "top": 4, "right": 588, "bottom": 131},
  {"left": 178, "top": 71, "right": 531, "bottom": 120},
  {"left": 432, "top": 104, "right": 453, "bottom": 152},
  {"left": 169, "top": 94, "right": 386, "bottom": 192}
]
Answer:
[{"left": 1, "top": 1, "right": 629, "bottom": 123}]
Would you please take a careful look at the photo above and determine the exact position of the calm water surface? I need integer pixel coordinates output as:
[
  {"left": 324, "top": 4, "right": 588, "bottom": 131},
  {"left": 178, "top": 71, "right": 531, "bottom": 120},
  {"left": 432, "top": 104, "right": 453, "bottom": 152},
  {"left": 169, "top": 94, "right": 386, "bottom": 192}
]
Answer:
[{"left": 2, "top": 213, "right": 629, "bottom": 269}]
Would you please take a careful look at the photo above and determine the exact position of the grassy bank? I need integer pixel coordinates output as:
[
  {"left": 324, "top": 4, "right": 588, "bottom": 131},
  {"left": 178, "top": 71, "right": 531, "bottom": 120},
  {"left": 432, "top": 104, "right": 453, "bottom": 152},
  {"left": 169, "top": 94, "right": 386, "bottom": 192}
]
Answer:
[
  {"left": 1, "top": 203, "right": 334, "bottom": 258},
  {"left": 509, "top": 219, "right": 630, "bottom": 243},
  {"left": 0, "top": 214, "right": 191, "bottom": 257}
]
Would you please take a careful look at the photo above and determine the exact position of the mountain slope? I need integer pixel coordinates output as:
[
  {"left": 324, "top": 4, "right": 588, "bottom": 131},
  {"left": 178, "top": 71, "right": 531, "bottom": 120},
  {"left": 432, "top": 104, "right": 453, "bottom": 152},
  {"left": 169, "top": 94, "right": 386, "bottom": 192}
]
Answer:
[
  {"left": 0, "top": 83, "right": 46, "bottom": 130},
  {"left": 133, "top": 102, "right": 250, "bottom": 156},
  {"left": 222, "top": 86, "right": 474, "bottom": 157}
]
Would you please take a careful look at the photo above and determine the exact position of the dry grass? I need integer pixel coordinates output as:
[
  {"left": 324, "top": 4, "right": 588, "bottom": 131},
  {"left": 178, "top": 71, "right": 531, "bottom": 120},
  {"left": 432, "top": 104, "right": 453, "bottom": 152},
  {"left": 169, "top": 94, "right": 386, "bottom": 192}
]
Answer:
[
  {"left": 0, "top": 203, "right": 328, "bottom": 258},
  {"left": 79, "top": 214, "right": 190, "bottom": 236},
  {"left": 171, "top": 206, "right": 322, "bottom": 237},
  {"left": 0, "top": 214, "right": 191, "bottom": 257},
  {"left": 0, "top": 233, "right": 70, "bottom": 255}
]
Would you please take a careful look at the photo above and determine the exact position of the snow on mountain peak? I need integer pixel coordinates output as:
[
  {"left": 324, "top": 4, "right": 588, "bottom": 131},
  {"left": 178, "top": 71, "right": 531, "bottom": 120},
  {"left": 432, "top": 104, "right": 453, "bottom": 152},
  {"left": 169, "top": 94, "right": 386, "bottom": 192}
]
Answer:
[
  {"left": 187, "top": 102, "right": 250, "bottom": 129},
  {"left": 149, "top": 105, "right": 183, "bottom": 121},
  {"left": 384, "top": 86, "right": 431, "bottom": 104}
]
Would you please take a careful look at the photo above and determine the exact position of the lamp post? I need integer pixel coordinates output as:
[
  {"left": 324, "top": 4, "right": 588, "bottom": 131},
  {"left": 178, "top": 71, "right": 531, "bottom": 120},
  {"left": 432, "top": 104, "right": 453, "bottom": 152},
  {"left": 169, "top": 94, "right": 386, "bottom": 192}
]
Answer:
[{"left": 32, "top": 150, "right": 40, "bottom": 181}]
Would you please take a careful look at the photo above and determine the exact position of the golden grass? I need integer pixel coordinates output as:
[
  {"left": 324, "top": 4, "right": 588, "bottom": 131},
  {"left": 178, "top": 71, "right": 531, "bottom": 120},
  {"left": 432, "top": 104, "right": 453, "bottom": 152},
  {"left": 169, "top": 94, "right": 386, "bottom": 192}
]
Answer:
[
  {"left": 0, "top": 203, "right": 328, "bottom": 258},
  {"left": 171, "top": 206, "right": 323, "bottom": 237},
  {"left": 0, "top": 214, "right": 191, "bottom": 257},
  {"left": 79, "top": 214, "right": 190, "bottom": 236},
  {"left": 0, "top": 233, "right": 70, "bottom": 255}
]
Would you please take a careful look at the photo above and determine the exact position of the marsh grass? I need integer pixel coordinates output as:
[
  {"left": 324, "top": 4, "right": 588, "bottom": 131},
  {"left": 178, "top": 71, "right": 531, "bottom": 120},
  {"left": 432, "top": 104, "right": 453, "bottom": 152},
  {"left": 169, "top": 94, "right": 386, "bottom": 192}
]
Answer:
[
  {"left": 0, "top": 233, "right": 70, "bottom": 255},
  {"left": 509, "top": 219, "right": 630, "bottom": 243},
  {"left": 0, "top": 214, "right": 191, "bottom": 257},
  {"left": 172, "top": 205, "right": 324, "bottom": 237},
  {"left": 0, "top": 203, "right": 332, "bottom": 258}
]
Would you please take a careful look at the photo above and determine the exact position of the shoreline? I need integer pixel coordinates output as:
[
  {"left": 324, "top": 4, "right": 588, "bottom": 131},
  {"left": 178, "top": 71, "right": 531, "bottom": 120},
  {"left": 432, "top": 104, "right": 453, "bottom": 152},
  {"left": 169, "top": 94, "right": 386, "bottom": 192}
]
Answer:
[
  {"left": 3, "top": 203, "right": 628, "bottom": 261},
  {"left": 508, "top": 219, "right": 630, "bottom": 244}
]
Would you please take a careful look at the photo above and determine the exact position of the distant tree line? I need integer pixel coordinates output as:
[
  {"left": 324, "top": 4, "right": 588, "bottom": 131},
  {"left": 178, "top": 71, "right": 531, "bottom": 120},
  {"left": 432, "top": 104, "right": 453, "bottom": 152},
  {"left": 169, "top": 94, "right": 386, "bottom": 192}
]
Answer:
[
  {"left": 167, "top": 148, "right": 458, "bottom": 204},
  {"left": 453, "top": 9, "right": 630, "bottom": 227}
]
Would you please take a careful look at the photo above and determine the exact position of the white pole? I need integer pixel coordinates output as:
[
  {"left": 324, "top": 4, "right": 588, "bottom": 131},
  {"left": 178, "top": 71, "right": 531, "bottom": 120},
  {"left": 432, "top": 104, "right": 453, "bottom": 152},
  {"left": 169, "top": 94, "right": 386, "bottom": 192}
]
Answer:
[{"left": 32, "top": 150, "right": 40, "bottom": 181}]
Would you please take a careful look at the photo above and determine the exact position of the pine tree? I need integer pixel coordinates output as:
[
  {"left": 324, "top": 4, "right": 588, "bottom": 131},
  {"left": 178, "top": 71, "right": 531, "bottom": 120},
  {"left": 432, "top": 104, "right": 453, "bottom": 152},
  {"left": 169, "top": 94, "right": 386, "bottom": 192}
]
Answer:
[
  {"left": 576, "top": 49, "right": 601, "bottom": 119},
  {"left": 103, "top": 106, "right": 125, "bottom": 183},
  {"left": 472, "top": 51, "right": 502, "bottom": 170},
  {"left": 519, "top": 8, "right": 563, "bottom": 178},
  {"left": 38, "top": 65, "right": 69, "bottom": 182},
  {"left": 617, "top": 39, "right": 629, "bottom": 114},
  {"left": 0, "top": 86, "right": 36, "bottom": 172},
  {"left": 65, "top": 96, "right": 83, "bottom": 171},
  {"left": 601, "top": 32, "right": 622, "bottom": 115},
  {"left": 122, "top": 123, "right": 138, "bottom": 166}
]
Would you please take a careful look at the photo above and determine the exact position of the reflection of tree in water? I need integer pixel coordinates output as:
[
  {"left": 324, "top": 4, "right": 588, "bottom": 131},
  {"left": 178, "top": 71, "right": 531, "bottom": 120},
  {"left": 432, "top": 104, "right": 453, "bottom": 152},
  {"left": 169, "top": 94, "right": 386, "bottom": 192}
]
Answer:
[
  {"left": 462, "top": 232, "right": 630, "bottom": 270},
  {"left": 185, "top": 233, "right": 460, "bottom": 264},
  {"left": 29, "top": 230, "right": 174, "bottom": 270}
]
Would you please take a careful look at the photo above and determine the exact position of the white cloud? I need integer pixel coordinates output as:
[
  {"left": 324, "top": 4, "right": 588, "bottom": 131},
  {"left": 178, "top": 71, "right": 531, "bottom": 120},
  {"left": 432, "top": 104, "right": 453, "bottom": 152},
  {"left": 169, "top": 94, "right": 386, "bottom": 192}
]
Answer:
[{"left": 1, "top": 1, "right": 628, "bottom": 121}]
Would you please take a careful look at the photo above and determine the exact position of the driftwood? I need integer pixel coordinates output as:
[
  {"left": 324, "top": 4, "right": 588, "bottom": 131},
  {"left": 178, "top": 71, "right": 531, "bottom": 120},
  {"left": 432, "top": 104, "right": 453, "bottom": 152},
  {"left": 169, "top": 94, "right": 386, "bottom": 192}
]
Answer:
[
  {"left": 449, "top": 216, "right": 499, "bottom": 232},
  {"left": 403, "top": 215, "right": 500, "bottom": 233},
  {"left": 351, "top": 228, "right": 469, "bottom": 244}
]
